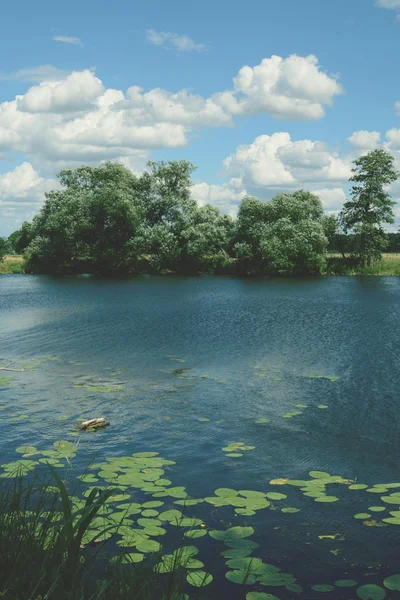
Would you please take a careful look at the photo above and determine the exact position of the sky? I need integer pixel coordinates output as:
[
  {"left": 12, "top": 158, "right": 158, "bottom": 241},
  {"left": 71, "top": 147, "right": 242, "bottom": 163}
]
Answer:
[{"left": 1, "top": 0, "right": 400, "bottom": 235}]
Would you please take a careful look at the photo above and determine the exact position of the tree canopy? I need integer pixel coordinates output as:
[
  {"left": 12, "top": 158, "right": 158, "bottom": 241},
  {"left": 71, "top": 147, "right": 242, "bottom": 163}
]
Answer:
[
  {"left": 5, "top": 150, "right": 399, "bottom": 277},
  {"left": 340, "top": 149, "right": 398, "bottom": 265}
]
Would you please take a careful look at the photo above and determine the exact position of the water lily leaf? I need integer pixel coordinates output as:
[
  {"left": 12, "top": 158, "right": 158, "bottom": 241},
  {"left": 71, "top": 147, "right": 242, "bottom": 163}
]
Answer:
[
  {"left": 309, "top": 471, "right": 330, "bottom": 478},
  {"left": 235, "top": 509, "right": 256, "bottom": 516},
  {"left": 255, "top": 418, "right": 270, "bottom": 424},
  {"left": 225, "top": 570, "right": 256, "bottom": 585},
  {"left": 136, "top": 539, "right": 161, "bottom": 553},
  {"left": 16, "top": 446, "right": 37, "bottom": 455},
  {"left": 354, "top": 513, "right": 371, "bottom": 519},
  {"left": 197, "top": 418, "right": 210, "bottom": 422},
  {"left": 222, "top": 547, "right": 253, "bottom": 558},
  {"left": 269, "top": 478, "right": 288, "bottom": 485},
  {"left": 349, "top": 484, "right": 368, "bottom": 490},
  {"left": 335, "top": 579, "right": 358, "bottom": 587},
  {"left": 187, "top": 571, "right": 213, "bottom": 587},
  {"left": 356, "top": 584, "right": 386, "bottom": 599},
  {"left": 137, "top": 518, "right": 162, "bottom": 528},
  {"left": 158, "top": 510, "right": 183, "bottom": 522},
  {"left": 369, "top": 507, "right": 386, "bottom": 512},
  {"left": 142, "top": 501, "right": 164, "bottom": 508},
  {"left": 132, "top": 452, "right": 159, "bottom": 458},
  {"left": 382, "top": 517, "right": 400, "bottom": 525},
  {"left": 184, "top": 529, "right": 207, "bottom": 539},
  {"left": 383, "top": 574, "right": 400, "bottom": 590},
  {"left": 318, "top": 405, "right": 329, "bottom": 409},
  {"left": 238, "top": 490, "right": 267, "bottom": 498},
  {"left": 281, "top": 507, "right": 300, "bottom": 514},
  {"left": 174, "top": 499, "right": 204, "bottom": 506},
  {"left": 225, "top": 558, "right": 263, "bottom": 572},
  {"left": 117, "top": 552, "right": 144, "bottom": 564},
  {"left": 266, "top": 492, "right": 287, "bottom": 500},
  {"left": 141, "top": 509, "right": 159, "bottom": 517},
  {"left": 381, "top": 496, "right": 400, "bottom": 504},
  {"left": 286, "top": 583, "right": 302, "bottom": 593},
  {"left": 314, "top": 496, "right": 339, "bottom": 503},
  {"left": 312, "top": 584, "right": 335, "bottom": 592},
  {"left": 225, "top": 453, "right": 243, "bottom": 458},
  {"left": 246, "top": 594, "right": 280, "bottom": 600},
  {"left": 215, "top": 488, "right": 238, "bottom": 497}
]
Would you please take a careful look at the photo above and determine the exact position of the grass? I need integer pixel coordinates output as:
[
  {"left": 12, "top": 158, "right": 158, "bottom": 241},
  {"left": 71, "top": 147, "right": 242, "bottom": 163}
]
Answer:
[
  {"left": 326, "top": 253, "right": 400, "bottom": 276},
  {"left": 0, "top": 470, "right": 192, "bottom": 600},
  {"left": 0, "top": 255, "right": 25, "bottom": 274}
]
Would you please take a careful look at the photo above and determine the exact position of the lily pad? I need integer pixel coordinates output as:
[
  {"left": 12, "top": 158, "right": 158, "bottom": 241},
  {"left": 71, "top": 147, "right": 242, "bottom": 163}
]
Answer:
[
  {"left": 246, "top": 594, "right": 280, "bottom": 600},
  {"left": 383, "top": 574, "right": 400, "bottom": 590},
  {"left": 354, "top": 513, "right": 371, "bottom": 519},
  {"left": 356, "top": 584, "right": 386, "bottom": 599},
  {"left": 335, "top": 579, "right": 358, "bottom": 587},
  {"left": 186, "top": 571, "right": 213, "bottom": 587},
  {"left": 266, "top": 492, "right": 287, "bottom": 500},
  {"left": 312, "top": 584, "right": 335, "bottom": 592},
  {"left": 225, "top": 570, "right": 257, "bottom": 585}
]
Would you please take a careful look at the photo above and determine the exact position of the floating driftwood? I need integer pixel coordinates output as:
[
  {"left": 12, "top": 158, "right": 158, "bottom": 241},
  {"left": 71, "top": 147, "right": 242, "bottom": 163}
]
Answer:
[{"left": 79, "top": 417, "right": 110, "bottom": 431}]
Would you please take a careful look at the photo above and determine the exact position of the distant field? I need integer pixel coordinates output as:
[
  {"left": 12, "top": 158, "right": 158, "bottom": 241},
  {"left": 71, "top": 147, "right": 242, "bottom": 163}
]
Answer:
[{"left": 0, "top": 255, "right": 25, "bottom": 274}]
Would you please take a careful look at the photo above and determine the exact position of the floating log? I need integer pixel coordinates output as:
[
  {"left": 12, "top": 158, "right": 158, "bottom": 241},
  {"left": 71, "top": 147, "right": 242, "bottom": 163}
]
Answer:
[{"left": 79, "top": 417, "right": 110, "bottom": 430}]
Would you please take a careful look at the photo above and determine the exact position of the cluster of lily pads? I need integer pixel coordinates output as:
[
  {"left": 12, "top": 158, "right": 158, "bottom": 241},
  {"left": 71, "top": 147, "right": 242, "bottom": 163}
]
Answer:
[
  {"left": 2, "top": 438, "right": 400, "bottom": 598},
  {"left": 222, "top": 442, "right": 255, "bottom": 458}
]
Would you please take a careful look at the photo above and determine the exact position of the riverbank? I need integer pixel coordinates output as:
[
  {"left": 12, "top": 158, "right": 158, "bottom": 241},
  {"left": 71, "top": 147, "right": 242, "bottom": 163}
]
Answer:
[{"left": 3, "top": 254, "right": 400, "bottom": 276}]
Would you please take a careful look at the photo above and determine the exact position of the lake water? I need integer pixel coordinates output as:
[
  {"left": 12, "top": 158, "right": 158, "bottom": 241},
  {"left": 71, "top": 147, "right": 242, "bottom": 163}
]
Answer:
[{"left": 1, "top": 274, "right": 400, "bottom": 599}]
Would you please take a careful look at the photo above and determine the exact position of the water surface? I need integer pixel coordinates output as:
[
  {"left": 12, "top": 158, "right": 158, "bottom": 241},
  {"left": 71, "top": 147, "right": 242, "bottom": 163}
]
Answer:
[{"left": 1, "top": 275, "right": 400, "bottom": 598}]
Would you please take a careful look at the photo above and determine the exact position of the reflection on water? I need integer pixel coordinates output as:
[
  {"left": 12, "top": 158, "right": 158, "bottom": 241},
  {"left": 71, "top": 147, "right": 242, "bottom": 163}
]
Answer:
[{"left": 1, "top": 274, "right": 400, "bottom": 598}]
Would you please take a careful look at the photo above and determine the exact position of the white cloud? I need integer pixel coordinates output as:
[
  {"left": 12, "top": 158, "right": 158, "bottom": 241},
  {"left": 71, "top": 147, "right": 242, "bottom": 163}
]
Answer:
[
  {"left": 192, "top": 178, "right": 246, "bottom": 216},
  {"left": 0, "top": 65, "right": 70, "bottom": 83},
  {"left": 394, "top": 101, "right": 400, "bottom": 115},
  {"left": 52, "top": 35, "right": 83, "bottom": 46},
  {"left": 223, "top": 133, "right": 352, "bottom": 192},
  {"left": 0, "top": 162, "right": 59, "bottom": 234},
  {"left": 0, "top": 162, "right": 57, "bottom": 201},
  {"left": 377, "top": 0, "right": 400, "bottom": 7},
  {"left": 348, "top": 130, "right": 381, "bottom": 149},
  {"left": 146, "top": 29, "right": 209, "bottom": 52},
  {"left": 385, "top": 128, "right": 400, "bottom": 148},
  {"left": 314, "top": 187, "right": 347, "bottom": 213},
  {"left": 17, "top": 70, "right": 104, "bottom": 113},
  {"left": 0, "top": 54, "right": 341, "bottom": 173},
  {"left": 216, "top": 54, "right": 342, "bottom": 120}
]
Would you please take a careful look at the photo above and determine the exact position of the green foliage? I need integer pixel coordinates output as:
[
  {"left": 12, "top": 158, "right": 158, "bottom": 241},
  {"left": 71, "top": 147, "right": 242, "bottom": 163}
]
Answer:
[
  {"left": 0, "top": 237, "right": 6, "bottom": 261},
  {"left": 234, "top": 191, "right": 328, "bottom": 275},
  {"left": 340, "top": 149, "right": 398, "bottom": 265}
]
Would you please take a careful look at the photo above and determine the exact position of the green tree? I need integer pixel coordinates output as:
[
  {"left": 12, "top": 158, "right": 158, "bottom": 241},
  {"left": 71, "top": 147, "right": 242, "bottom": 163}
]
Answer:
[
  {"left": 0, "top": 237, "right": 6, "bottom": 261},
  {"left": 234, "top": 190, "right": 328, "bottom": 275},
  {"left": 7, "top": 222, "right": 33, "bottom": 254},
  {"left": 340, "top": 149, "right": 398, "bottom": 265}
]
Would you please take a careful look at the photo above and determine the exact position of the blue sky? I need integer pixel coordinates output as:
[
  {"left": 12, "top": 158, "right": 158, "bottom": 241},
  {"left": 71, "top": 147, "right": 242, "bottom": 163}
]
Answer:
[{"left": 1, "top": 0, "right": 400, "bottom": 235}]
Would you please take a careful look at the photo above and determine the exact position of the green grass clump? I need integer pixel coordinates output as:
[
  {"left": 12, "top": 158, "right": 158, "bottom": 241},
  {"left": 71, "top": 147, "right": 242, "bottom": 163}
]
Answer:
[
  {"left": 0, "top": 472, "right": 189, "bottom": 600},
  {"left": 326, "top": 254, "right": 400, "bottom": 276},
  {"left": 0, "top": 257, "right": 25, "bottom": 274}
]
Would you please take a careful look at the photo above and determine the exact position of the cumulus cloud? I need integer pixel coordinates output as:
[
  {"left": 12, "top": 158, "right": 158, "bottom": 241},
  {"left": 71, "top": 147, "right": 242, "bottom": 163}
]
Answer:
[
  {"left": 313, "top": 187, "right": 347, "bottom": 213},
  {"left": 0, "top": 163, "right": 59, "bottom": 234},
  {"left": 146, "top": 29, "right": 209, "bottom": 52},
  {"left": 223, "top": 133, "right": 352, "bottom": 192},
  {"left": 348, "top": 130, "right": 381, "bottom": 149},
  {"left": 17, "top": 70, "right": 104, "bottom": 113},
  {"left": 216, "top": 55, "right": 342, "bottom": 120},
  {"left": 52, "top": 35, "right": 83, "bottom": 46},
  {"left": 0, "top": 55, "right": 342, "bottom": 173},
  {"left": 192, "top": 178, "right": 247, "bottom": 216}
]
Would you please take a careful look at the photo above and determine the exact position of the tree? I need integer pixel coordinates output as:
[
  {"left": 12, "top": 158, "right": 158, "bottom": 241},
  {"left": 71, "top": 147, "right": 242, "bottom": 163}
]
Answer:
[
  {"left": 0, "top": 237, "right": 6, "bottom": 261},
  {"left": 340, "top": 149, "right": 398, "bottom": 265},
  {"left": 7, "top": 222, "right": 33, "bottom": 254},
  {"left": 234, "top": 190, "right": 328, "bottom": 275}
]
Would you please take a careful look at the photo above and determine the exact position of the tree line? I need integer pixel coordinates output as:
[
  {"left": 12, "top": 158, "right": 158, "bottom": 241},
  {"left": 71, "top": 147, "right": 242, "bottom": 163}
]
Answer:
[{"left": 1, "top": 149, "right": 398, "bottom": 275}]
